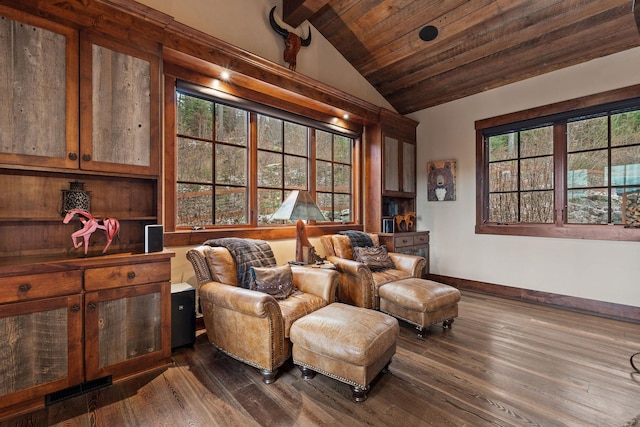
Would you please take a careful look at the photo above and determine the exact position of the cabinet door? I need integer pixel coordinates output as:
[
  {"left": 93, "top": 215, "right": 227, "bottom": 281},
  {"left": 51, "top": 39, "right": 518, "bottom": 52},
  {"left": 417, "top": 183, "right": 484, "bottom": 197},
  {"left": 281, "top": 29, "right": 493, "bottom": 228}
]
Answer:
[
  {"left": 84, "top": 282, "right": 170, "bottom": 381},
  {"left": 80, "top": 32, "right": 160, "bottom": 176},
  {"left": 0, "top": 295, "right": 83, "bottom": 418},
  {"left": 383, "top": 136, "right": 399, "bottom": 192},
  {"left": 0, "top": 9, "right": 79, "bottom": 169},
  {"left": 402, "top": 141, "right": 416, "bottom": 193}
]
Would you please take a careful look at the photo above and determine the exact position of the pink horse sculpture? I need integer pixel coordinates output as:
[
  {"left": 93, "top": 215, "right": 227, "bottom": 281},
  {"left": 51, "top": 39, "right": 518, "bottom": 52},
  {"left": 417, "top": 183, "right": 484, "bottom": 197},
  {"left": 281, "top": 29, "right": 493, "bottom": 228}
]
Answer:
[{"left": 63, "top": 209, "right": 120, "bottom": 255}]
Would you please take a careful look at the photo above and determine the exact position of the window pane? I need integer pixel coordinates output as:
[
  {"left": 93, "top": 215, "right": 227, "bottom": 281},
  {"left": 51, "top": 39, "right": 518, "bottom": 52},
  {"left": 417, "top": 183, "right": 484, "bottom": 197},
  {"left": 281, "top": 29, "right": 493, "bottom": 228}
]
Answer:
[
  {"left": 489, "top": 160, "right": 517, "bottom": 192},
  {"left": 215, "top": 104, "right": 247, "bottom": 146},
  {"left": 520, "top": 156, "right": 553, "bottom": 191},
  {"left": 611, "top": 146, "right": 640, "bottom": 186},
  {"left": 258, "top": 115, "right": 283, "bottom": 151},
  {"left": 284, "top": 122, "right": 307, "bottom": 155},
  {"left": 216, "top": 144, "right": 246, "bottom": 185},
  {"left": 215, "top": 186, "right": 246, "bottom": 224},
  {"left": 620, "top": 187, "right": 640, "bottom": 225},
  {"left": 489, "top": 133, "right": 517, "bottom": 162},
  {"left": 258, "top": 151, "right": 282, "bottom": 188},
  {"left": 520, "top": 126, "right": 552, "bottom": 157},
  {"left": 567, "top": 188, "right": 609, "bottom": 224},
  {"left": 316, "top": 130, "right": 332, "bottom": 160},
  {"left": 567, "top": 150, "right": 607, "bottom": 188},
  {"left": 334, "top": 164, "right": 351, "bottom": 193},
  {"left": 258, "top": 189, "right": 283, "bottom": 225},
  {"left": 611, "top": 110, "right": 640, "bottom": 147},
  {"left": 284, "top": 155, "right": 307, "bottom": 189},
  {"left": 177, "top": 183, "right": 211, "bottom": 227},
  {"left": 334, "top": 135, "right": 352, "bottom": 164},
  {"left": 521, "top": 191, "right": 553, "bottom": 223},
  {"left": 567, "top": 116, "right": 607, "bottom": 152},
  {"left": 335, "top": 193, "right": 351, "bottom": 222},
  {"left": 316, "top": 160, "right": 332, "bottom": 192},
  {"left": 489, "top": 193, "right": 518, "bottom": 223},
  {"left": 177, "top": 93, "right": 213, "bottom": 139},
  {"left": 177, "top": 138, "right": 212, "bottom": 183},
  {"left": 316, "top": 192, "right": 332, "bottom": 221}
]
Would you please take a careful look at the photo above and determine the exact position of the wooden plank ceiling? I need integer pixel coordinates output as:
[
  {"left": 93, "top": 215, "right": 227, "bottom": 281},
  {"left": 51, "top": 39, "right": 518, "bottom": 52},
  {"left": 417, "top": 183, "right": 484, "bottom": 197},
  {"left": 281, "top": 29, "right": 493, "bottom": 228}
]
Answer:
[{"left": 283, "top": 0, "right": 640, "bottom": 114}]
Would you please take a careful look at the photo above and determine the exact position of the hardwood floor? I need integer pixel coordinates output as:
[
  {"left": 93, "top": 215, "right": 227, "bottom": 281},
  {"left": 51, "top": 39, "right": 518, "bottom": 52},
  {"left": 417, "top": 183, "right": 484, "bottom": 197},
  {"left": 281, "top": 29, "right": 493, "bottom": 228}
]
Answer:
[{"left": 3, "top": 291, "right": 640, "bottom": 427}]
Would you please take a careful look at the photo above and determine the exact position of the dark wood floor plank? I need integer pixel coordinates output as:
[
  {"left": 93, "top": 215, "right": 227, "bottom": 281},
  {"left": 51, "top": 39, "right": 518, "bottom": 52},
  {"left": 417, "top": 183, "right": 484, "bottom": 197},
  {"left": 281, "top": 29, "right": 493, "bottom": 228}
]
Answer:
[{"left": 2, "top": 290, "right": 639, "bottom": 426}]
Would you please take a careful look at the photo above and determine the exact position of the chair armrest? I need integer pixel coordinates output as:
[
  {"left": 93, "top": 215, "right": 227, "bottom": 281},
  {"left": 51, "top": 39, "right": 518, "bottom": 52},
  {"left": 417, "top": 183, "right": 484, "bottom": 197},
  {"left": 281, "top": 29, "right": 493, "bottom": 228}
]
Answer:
[
  {"left": 290, "top": 267, "right": 338, "bottom": 303},
  {"left": 199, "top": 281, "right": 278, "bottom": 318},
  {"left": 388, "top": 252, "right": 427, "bottom": 277},
  {"left": 325, "top": 256, "right": 375, "bottom": 308}
]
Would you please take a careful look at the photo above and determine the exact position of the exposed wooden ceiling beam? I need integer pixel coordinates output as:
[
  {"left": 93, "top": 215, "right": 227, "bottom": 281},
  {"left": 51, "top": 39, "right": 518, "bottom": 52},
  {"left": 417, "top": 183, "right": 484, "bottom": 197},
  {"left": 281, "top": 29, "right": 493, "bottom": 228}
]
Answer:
[{"left": 283, "top": 0, "right": 331, "bottom": 28}]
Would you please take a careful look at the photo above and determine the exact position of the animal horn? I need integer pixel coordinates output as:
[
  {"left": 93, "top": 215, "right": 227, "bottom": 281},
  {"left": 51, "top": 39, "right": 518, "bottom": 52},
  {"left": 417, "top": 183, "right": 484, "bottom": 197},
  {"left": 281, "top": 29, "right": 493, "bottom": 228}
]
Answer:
[
  {"left": 301, "top": 27, "right": 312, "bottom": 47},
  {"left": 269, "top": 6, "right": 289, "bottom": 38}
]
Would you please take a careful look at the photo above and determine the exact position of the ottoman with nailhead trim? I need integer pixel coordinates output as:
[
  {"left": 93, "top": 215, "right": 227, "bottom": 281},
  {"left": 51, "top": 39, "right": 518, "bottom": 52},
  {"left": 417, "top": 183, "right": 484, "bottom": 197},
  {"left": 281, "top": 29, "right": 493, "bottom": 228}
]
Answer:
[{"left": 289, "top": 302, "right": 399, "bottom": 402}]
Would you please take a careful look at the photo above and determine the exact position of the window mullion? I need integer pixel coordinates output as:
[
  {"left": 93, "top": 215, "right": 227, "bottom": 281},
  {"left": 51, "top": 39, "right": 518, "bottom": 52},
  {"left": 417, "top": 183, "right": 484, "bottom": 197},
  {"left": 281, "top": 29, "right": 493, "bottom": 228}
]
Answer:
[{"left": 554, "top": 123, "right": 567, "bottom": 226}]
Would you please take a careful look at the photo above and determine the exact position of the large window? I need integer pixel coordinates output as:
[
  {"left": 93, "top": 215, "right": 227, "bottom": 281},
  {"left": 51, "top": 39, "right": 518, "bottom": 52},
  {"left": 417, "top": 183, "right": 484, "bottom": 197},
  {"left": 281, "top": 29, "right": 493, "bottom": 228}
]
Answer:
[
  {"left": 477, "top": 86, "right": 640, "bottom": 241},
  {"left": 175, "top": 87, "right": 355, "bottom": 229}
]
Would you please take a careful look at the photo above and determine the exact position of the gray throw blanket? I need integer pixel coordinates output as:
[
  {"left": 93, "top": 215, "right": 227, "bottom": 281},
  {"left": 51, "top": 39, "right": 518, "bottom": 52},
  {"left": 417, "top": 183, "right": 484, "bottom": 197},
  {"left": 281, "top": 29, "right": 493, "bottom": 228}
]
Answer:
[
  {"left": 204, "top": 238, "right": 276, "bottom": 289},
  {"left": 339, "top": 230, "right": 374, "bottom": 249}
]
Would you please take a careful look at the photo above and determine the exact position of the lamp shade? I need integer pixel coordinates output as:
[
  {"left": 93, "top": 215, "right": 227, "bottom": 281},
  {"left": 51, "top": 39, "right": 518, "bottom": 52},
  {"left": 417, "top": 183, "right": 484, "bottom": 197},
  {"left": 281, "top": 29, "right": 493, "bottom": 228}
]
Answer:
[{"left": 270, "top": 190, "right": 325, "bottom": 222}]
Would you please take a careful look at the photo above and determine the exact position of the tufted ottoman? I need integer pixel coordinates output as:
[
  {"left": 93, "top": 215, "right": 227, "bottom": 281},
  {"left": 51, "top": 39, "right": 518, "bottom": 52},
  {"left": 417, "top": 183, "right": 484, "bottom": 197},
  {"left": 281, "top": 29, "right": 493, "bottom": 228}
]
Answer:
[
  {"left": 289, "top": 303, "right": 399, "bottom": 402},
  {"left": 378, "top": 278, "right": 461, "bottom": 338}
]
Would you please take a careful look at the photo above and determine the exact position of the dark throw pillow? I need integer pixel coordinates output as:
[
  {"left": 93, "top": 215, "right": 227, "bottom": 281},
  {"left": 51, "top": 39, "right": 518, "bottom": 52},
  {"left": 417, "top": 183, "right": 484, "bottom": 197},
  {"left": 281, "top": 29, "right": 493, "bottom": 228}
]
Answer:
[
  {"left": 353, "top": 246, "right": 395, "bottom": 272},
  {"left": 250, "top": 264, "right": 294, "bottom": 300}
]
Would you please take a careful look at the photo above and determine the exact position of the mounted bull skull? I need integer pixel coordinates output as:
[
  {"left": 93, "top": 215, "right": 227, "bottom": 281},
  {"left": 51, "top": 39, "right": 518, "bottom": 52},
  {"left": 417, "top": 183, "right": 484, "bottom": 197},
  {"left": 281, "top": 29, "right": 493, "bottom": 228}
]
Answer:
[{"left": 269, "top": 6, "right": 311, "bottom": 71}]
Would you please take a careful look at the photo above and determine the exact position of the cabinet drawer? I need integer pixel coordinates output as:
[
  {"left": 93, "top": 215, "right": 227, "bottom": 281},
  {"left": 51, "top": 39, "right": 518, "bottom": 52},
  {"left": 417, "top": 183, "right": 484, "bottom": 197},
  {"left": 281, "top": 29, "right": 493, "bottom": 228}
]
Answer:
[
  {"left": 84, "top": 261, "right": 170, "bottom": 291},
  {"left": 414, "top": 233, "right": 429, "bottom": 245},
  {"left": 393, "top": 235, "right": 414, "bottom": 248},
  {"left": 0, "top": 271, "right": 82, "bottom": 303}
]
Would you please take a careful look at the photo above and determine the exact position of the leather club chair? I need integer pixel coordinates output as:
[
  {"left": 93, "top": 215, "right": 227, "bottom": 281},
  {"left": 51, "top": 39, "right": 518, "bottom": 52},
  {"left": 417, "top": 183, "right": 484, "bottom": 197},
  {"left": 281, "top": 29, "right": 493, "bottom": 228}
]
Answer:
[
  {"left": 187, "top": 244, "right": 338, "bottom": 384},
  {"left": 320, "top": 233, "right": 425, "bottom": 309}
]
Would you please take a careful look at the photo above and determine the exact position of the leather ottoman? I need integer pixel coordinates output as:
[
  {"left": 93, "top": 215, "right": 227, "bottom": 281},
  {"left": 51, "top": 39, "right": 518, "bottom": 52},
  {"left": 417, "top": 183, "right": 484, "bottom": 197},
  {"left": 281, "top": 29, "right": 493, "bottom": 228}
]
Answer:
[
  {"left": 378, "top": 278, "right": 460, "bottom": 338},
  {"left": 289, "top": 302, "right": 399, "bottom": 402}
]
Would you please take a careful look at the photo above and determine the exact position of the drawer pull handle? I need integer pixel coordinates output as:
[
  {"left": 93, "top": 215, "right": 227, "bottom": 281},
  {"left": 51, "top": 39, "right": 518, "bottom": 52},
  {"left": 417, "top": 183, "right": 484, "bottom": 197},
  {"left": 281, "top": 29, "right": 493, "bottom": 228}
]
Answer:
[
  {"left": 402, "top": 239, "right": 408, "bottom": 243},
  {"left": 71, "top": 305, "right": 81, "bottom": 313},
  {"left": 88, "top": 303, "right": 97, "bottom": 310},
  {"left": 127, "top": 271, "right": 136, "bottom": 279},
  {"left": 18, "top": 284, "right": 32, "bottom": 293}
]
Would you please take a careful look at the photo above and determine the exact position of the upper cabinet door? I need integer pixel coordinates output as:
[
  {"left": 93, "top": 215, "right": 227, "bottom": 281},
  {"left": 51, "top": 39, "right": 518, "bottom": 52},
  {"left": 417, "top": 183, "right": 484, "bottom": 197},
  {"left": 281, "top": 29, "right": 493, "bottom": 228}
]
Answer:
[
  {"left": 0, "top": 9, "right": 79, "bottom": 169},
  {"left": 383, "top": 134, "right": 416, "bottom": 196},
  {"left": 80, "top": 32, "right": 160, "bottom": 176}
]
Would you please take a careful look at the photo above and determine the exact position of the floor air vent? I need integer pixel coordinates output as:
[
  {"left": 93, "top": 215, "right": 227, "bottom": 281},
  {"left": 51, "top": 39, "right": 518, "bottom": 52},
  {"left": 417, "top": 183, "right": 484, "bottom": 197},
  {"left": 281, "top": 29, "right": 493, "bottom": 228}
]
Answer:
[{"left": 45, "top": 376, "right": 112, "bottom": 406}]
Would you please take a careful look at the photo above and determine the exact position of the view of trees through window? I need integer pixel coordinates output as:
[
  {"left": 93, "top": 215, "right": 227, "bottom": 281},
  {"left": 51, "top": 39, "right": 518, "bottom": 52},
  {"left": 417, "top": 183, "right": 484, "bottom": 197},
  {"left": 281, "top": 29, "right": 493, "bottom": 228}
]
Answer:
[
  {"left": 486, "top": 109, "right": 640, "bottom": 226},
  {"left": 176, "top": 90, "right": 353, "bottom": 228}
]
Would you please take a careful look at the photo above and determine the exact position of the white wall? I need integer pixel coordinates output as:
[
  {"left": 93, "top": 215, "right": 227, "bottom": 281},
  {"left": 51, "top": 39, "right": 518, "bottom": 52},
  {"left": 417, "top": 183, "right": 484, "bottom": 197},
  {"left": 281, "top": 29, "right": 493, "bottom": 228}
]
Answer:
[
  {"left": 136, "top": 0, "right": 394, "bottom": 110},
  {"left": 408, "top": 47, "right": 640, "bottom": 307}
]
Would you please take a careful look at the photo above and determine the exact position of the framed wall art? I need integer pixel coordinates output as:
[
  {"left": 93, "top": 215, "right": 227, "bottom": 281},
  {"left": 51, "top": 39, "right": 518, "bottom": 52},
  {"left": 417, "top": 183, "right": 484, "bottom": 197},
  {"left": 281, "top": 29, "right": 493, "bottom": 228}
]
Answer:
[{"left": 427, "top": 160, "right": 456, "bottom": 201}]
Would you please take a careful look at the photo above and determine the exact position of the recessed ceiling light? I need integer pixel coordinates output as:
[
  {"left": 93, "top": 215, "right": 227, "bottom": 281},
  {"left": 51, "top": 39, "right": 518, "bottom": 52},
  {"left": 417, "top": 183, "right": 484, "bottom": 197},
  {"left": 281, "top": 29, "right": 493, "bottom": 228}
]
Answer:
[
  {"left": 419, "top": 25, "right": 438, "bottom": 42},
  {"left": 343, "top": 114, "right": 349, "bottom": 120},
  {"left": 220, "top": 71, "right": 230, "bottom": 80}
]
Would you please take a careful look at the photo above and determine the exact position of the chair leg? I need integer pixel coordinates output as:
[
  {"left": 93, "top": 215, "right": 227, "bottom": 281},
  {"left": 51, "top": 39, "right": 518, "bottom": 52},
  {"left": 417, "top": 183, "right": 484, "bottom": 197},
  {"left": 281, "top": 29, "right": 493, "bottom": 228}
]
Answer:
[
  {"left": 260, "top": 368, "right": 278, "bottom": 384},
  {"left": 350, "top": 385, "right": 370, "bottom": 402},
  {"left": 298, "top": 365, "right": 316, "bottom": 380},
  {"left": 443, "top": 318, "right": 455, "bottom": 329}
]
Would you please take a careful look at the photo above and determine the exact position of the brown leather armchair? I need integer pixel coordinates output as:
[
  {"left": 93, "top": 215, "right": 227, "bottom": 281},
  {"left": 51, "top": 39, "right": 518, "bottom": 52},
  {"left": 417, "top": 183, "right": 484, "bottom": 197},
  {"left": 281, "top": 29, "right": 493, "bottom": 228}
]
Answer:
[
  {"left": 187, "top": 244, "right": 338, "bottom": 384},
  {"left": 320, "top": 233, "right": 426, "bottom": 309}
]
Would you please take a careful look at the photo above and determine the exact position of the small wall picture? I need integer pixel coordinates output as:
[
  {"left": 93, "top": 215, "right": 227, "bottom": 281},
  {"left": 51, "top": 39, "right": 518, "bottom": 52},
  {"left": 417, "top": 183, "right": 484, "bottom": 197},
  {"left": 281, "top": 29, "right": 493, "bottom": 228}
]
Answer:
[{"left": 427, "top": 160, "right": 456, "bottom": 201}]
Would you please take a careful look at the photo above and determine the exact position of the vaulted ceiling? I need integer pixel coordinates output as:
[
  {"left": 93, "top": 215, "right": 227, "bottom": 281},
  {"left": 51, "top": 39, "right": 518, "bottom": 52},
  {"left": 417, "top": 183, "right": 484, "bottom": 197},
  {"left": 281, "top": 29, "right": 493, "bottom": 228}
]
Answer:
[{"left": 282, "top": 0, "right": 640, "bottom": 115}]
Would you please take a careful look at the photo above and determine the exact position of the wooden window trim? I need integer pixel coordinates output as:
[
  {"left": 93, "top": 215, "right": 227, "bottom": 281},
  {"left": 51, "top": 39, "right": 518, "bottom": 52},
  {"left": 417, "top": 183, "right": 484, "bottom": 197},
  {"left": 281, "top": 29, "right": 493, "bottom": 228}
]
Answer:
[{"left": 476, "top": 84, "right": 640, "bottom": 242}]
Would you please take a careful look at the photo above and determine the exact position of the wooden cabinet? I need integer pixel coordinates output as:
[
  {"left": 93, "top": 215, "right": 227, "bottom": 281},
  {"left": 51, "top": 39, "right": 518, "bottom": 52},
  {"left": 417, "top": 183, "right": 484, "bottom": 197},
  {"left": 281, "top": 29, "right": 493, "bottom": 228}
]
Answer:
[
  {"left": 378, "top": 231, "right": 429, "bottom": 277},
  {"left": 0, "top": 9, "right": 160, "bottom": 176},
  {"left": 365, "top": 109, "right": 419, "bottom": 233},
  {"left": 0, "top": 251, "right": 173, "bottom": 420}
]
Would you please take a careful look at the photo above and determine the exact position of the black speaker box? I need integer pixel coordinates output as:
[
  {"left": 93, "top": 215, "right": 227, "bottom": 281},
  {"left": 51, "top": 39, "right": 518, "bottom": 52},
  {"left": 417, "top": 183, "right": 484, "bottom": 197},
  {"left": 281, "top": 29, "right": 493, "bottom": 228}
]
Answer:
[{"left": 171, "top": 284, "right": 196, "bottom": 350}]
